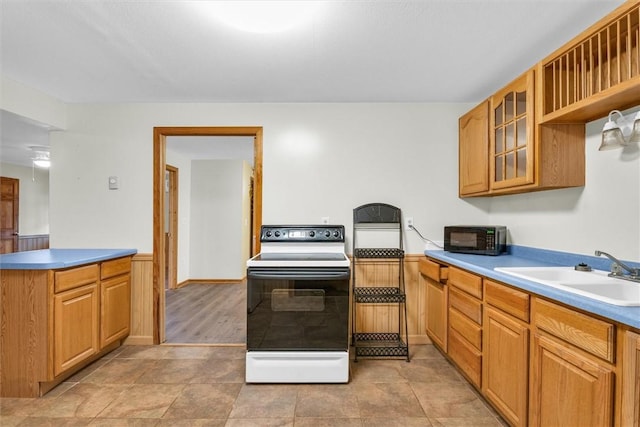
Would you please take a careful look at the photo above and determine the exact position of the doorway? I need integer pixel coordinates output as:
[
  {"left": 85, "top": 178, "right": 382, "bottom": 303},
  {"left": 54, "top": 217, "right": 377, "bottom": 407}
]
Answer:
[
  {"left": 153, "top": 126, "right": 263, "bottom": 344},
  {"left": 0, "top": 177, "right": 19, "bottom": 254}
]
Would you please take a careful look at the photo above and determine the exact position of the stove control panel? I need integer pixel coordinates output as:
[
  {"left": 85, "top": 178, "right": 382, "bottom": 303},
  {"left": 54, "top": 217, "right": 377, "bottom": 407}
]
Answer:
[{"left": 260, "top": 225, "right": 345, "bottom": 242}]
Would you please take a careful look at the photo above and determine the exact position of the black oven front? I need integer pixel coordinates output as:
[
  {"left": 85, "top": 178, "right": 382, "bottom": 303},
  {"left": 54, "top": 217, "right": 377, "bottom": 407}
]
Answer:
[{"left": 246, "top": 266, "right": 350, "bottom": 351}]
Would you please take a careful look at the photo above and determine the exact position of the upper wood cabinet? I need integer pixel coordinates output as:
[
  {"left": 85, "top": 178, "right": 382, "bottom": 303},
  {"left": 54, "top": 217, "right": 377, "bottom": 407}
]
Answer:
[
  {"left": 490, "top": 71, "right": 535, "bottom": 191},
  {"left": 459, "top": 69, "right": 586, "bottom": 197},
  {"left": 459, "top": 100, "right": 489, "bottom": 196},
  {"left": 540, "top": 1, "right": 640, "bottom": 123}
]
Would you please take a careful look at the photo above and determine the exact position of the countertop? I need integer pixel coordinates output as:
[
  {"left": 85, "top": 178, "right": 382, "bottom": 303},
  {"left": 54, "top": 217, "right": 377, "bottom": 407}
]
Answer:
[
  {"left": 424, "top": 246, "right": 640, "bottom": 330},
  {"left": 0, "top": 248, "right": 138, "bottom": 270}
]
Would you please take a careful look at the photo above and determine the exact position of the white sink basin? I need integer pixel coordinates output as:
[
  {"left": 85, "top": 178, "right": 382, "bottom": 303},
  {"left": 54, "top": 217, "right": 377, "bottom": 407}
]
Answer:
[{"left": 494, "top": 266, "right": 640, "bottom": 306}]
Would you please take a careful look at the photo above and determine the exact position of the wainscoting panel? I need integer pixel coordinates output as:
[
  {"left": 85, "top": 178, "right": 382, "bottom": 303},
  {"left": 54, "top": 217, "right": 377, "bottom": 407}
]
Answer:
[
  {"left": 125, "top": 253, "right": 154, "bottom": 345},
  {"left": 18, "top": 235, "right": 49, "bottom": 252}
]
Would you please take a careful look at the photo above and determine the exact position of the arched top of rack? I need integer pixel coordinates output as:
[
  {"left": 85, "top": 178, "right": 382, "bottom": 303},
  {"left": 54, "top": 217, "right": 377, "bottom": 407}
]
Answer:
[{"left": 353, "top": 203, "right": 401, "bottom": 225}]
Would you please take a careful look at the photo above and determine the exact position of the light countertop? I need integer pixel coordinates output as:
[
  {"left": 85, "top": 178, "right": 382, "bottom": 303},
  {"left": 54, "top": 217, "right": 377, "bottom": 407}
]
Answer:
[
  {"left": 425, "top": 246, "right": 640, "bottom": 330},
  {"left": 0, "top": 248, "right": 138, "bottom": 270}
]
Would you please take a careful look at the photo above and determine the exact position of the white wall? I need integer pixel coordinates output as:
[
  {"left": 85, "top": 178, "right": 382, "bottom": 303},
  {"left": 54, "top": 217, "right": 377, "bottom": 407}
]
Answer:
[
  {"left": 4, "top": 78, "right": 636, "bottom": 262},
  {"left": 0, "top": 163, "right": 49, "bottom": 235},
  {"left": 189, "top": 159, "right": 248, "bottom": 280},
  {"left": 48, "top": 102, "right": 486, "bottom": 255}
]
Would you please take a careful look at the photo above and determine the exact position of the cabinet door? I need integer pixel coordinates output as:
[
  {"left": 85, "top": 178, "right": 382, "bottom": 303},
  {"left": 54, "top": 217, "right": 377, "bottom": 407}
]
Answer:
[
  {"left": 530, "top": 333, "right": 614, "bottom": 427},
  {"left": 490, "top": 70, "right": 535, "bottom": 191},
  {"left": 54, "top": 284, "right": 99, "bottom": 376},
  {"left": 459, "top": 100, "right": 489, "bottom": 196},
  {"left": 426, "top": 278, "right": 447, "bottom": 351},
  {"left": 484, "top": 307, "right": 529, "bottom": 427},
  {"left": 621, "top": 330, "right": 640, "bottom": 427},
  {"left": 101, "top": 274, "right": 131, "bottom": 348}
]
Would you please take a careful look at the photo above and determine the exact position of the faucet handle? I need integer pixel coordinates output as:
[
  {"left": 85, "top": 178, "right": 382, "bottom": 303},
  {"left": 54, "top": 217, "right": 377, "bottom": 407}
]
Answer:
[{"left": 610, "top": 263, "right": 625, "bottom": 276}]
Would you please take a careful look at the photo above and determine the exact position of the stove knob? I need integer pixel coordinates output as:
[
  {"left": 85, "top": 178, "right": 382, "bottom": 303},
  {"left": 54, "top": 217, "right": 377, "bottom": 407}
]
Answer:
[
  {"left": 325, "top": 230, "right": 331, "bottom": 237},
  {"left": 265, "top": 231, "right": 272, "bottom": 237},
  {"left": 275, "top": 231, "right": 281, "bottom": 237},
  {"left": 334, "top": 231, "right": 340, "bottom": 237},
  {"left": 309, "top": 231, "right": 315, "bottom": 237}
]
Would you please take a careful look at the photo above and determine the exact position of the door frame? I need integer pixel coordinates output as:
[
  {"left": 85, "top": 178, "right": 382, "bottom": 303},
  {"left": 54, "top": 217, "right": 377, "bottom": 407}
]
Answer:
[
  {"left": 165, "top": 164, "right": 178, "bottom": 290},
  {"left": 153, "top": 126, "right": 263, "bottom": 344}
]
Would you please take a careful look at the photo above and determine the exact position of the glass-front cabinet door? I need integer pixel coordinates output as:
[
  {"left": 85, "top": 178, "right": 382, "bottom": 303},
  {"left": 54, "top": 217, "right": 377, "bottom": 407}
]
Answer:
[{"left": 490, "top": 70, "right": 535, "bottom": 190}]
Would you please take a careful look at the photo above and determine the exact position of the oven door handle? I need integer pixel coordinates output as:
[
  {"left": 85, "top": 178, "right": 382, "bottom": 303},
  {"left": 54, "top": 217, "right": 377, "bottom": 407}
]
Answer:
[{"left": 247, "top": 268, "right": 350, "bottom": 281}]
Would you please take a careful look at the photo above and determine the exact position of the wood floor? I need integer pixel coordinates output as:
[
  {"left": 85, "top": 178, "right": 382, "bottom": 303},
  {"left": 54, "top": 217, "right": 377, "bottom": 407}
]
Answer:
[{"left": 165, "top": 283, "right": 246, "bottom": 344}]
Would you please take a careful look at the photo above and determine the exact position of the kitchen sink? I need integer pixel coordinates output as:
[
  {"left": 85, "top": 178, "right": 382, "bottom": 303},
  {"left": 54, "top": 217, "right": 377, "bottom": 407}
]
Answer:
[{"left": 494, "top": 266, "right": 640, "bottom": 306}]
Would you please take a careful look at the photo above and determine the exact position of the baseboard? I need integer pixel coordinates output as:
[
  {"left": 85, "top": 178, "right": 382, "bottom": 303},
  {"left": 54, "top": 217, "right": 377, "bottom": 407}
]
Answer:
[{"left": 176, "top": 278, "right": 246, "bottom": 288}]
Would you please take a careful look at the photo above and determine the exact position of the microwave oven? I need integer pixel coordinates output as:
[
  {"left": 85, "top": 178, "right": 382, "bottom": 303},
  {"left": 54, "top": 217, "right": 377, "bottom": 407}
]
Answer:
[{"left": 444, "top": 226, "right": 507, "bottom": 256}]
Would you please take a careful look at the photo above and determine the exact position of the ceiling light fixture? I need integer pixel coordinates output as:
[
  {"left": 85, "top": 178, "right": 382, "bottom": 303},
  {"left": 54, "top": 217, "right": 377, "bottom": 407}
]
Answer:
[
  {"left": 30, "top": 146, "right": 50, "bottom": 168},
  {"left": 598, "top": 109, "right": 640, "bottom": 151},
  {"left": 201, "top": 1, "right": 323, "bottom": 34}
]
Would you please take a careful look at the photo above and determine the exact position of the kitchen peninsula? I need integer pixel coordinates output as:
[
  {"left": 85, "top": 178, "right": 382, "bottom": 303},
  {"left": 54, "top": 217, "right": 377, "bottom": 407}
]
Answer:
[{"left": 0, "top": 249, "right": 136, "bottom": 397}]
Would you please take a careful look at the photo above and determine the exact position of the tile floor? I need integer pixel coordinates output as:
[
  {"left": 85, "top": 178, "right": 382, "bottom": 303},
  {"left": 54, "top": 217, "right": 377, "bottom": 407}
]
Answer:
[{"left": 1, "top": 344, "right": 507, "bottom": 426}]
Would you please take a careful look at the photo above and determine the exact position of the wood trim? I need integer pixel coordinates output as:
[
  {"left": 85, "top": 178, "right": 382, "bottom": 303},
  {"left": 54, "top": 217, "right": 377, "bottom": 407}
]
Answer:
[
  {"left": 166, "top": 164, "right": 178, "bottom": 290},
  {"left": 153, "top": 127, "right": 263, "bottom": 344}
]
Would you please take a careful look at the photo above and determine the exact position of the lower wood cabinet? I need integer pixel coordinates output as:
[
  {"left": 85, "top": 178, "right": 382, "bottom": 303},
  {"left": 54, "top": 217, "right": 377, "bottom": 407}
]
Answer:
[
  {"left": 0, "top": 256, "right": 132, "bottom": 397},
  {"left": 424, "top": 257, "right": 638, "bottom": 427},
  {"left": 530, "top": 333, "right": 614, "bottom": 427},
  {"left": 484, "top": 306, "right": 529, "bottom": 427},
  {"left": 419, "top": 258, "right": 448, "bottom": 351},
  {"left": 620, "top": 330, "right": 640, "bottom": 427},
  {"left": 100, "top": 258, "right": 132, "bottom": 348},
  {"left": 53, "top": 283, "right": 100, "bottom": 376},
  {"left": 447, "top": 267, "right": 483, "bottom": 388}
]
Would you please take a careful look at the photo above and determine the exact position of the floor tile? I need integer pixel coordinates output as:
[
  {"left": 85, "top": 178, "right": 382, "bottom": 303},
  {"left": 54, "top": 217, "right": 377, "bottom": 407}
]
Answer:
[
  {"left": 162, "top": 383, "right": 242, "bottom": 419},
  {"left": 295, "top": 384, "right": 359, "bottom": 418},
  {"left": 135, "top": 359, "right": 205, "bottom": 384},
  {"left": 29, "top": 383, "right": 130, "bottom": 418},
  {"left": 362, "top": 417, "right": 433, "bottom": 426},
  {"left": 97, "top": 384, "right": 184, "bottom": 419},
  {"left": 190, "top": 358, "right": 245, "bottom": 384},
  {"left": 157, "top": 419, "right": 225, "bottom": 426},
  {"left": 228, "top": 385, "right": 298, "bottom": 419},
  {"left": 354, "top": 382, "right": 425, "bottom": 418},
  {"left": 350, "top": 359, "right": 407, "bottom": 384},
  {"left": 225, "top": 418, "right": 293, "bottom": 427},
  {"left": 428, "top": 417, "right": 505, "bottom": 426},
  {"left": 294, "top": 418, "right": 363, "bottom": 426},
  {"left": 397, "top": 358, "right": 464, "bottom": 383},
  {"left": 117, "top": 345, "right": 170, "bottom": 360},
  {"left": 411, "top": 381, "right": 495, "bottom": 419},
  {"left": 14, "top": 417, "right": 93, "bottom": 426},
  {"left": 81, "top": 359, "right": 158, "bottom": 384},
  {"left": 88, "top": 418, "right": 160, "bottom": 426}
]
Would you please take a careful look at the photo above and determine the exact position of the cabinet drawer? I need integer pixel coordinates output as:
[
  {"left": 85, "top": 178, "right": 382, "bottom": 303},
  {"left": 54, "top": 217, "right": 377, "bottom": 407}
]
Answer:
[
  {"left": 419, "top": 258, "right": 448, "bottom": 282},
  {"left": 533, "top": 298, "right": 615, "bottom": 363},
  {"left": 485, "top": 279, "right": 530, "bottom": 323},
  {"left": 448, "top": 327, "right": 482, "bottom": 388},
  {"left": 54, "top": 264, "right": 99, "bottom": 293},
  {"left": 450, "top": 307, "right": 482, "bottom": 350},
  {"left": 101, "top": 256, "right": 131, "bottom": 280},
  {"left": 449, "top": 286, "right": 482, "bottom": 325},
  {"left": 449, "top": 267, "right": 482, "bottom": 299}
]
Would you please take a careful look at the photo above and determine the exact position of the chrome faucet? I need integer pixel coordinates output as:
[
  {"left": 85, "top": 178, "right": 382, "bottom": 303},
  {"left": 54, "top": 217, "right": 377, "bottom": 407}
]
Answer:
[{"left": 595, "top": 250, "right": 640, "bottom": 283}]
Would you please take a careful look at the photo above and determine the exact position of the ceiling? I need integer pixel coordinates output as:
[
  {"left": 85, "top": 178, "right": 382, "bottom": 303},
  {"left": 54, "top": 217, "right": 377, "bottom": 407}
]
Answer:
[{"left": 0, "top": 0, "right": 626, "bottom": 166}]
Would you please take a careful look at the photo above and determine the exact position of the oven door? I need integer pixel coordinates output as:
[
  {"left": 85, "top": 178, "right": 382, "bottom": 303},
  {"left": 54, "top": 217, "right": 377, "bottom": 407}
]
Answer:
[{"left": 246, "top": 267, "right": 350, "bottom": 352}]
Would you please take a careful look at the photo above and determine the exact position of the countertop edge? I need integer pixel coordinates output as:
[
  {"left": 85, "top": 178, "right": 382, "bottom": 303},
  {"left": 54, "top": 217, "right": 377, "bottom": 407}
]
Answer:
[
  {"left": 0, "top": 249, "right": 138, "bottom": 270},
  {"left": 424, "top": 249, "right": 640, "bottom": 330}
]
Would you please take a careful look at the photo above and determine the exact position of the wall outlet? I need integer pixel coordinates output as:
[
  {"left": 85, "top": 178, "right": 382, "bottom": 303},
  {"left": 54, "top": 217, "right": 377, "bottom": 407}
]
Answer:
[
  {"left": 321, "top": 217, "right": 329, "bottom": 224},
  {"left": 405, "top": 217, "right": 413, "bottom": 230}
]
